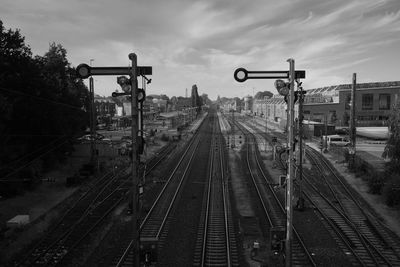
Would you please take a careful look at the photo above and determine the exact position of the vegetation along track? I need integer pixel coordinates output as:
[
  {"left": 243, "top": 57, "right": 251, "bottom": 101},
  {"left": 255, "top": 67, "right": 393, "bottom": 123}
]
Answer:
[
  {"left": 301, "top": 147, "right": 400, "bottom": 266},
  {"left": 230, "top": 116, "right": 316, "bottom": 266},
  {"left": 192, "top": 113, "right": 239, "bottom": 266}
]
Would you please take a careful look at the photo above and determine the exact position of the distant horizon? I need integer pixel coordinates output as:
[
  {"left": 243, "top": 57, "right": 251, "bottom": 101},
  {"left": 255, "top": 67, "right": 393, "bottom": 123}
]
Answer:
[{"left": 1, "top": 0, "right": 399, "bottom": 100}]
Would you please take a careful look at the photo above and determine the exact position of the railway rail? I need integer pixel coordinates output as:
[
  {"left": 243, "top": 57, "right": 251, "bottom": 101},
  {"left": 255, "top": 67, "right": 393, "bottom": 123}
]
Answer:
[
  {"left": 113, "top": 121, "right": 205, "bottom": 266},
  {"left": 193, "top": 113, "right": 239, "bottom": 266},
  {"left": 16, "top": 142, "right": 175, "bottom": 267},
  {"left": 302, "top": 147, "right": 400, "bottom": 266},
  {"left": 243, "top": 113, "right": 400, "bottom": 266},
  {"left": 229, "top": 116, "right": 316, "bottom": 266},
  {"left": 17, "top": 168, "right": 129, "bottom": 267}
]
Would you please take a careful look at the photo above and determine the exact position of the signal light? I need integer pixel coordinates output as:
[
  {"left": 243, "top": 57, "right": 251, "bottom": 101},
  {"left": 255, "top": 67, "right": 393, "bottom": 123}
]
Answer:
[
  {"left": 76, "top": 63, "right": 91, "bottom": 79},
  {"left": 137, "top": 89, "right": 146, "bottom": 102},
  {"left": 117, "top": 76, "right": 131, "bottom": 93},
  {"left": 275, "top": 79, "right": 289, "bottom": 96}
]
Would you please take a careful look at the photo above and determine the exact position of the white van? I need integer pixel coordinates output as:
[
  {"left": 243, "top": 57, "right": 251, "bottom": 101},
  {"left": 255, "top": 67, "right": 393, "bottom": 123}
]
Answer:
[{"left": 322, "top": 135, "right": 350, "bottom": 147}]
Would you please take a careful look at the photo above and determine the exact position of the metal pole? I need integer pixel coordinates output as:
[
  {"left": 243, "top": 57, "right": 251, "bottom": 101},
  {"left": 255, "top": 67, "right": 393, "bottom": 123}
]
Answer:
[
  {"left": 297, "top": 85, "right": 305, "bottom": 210},
  {"left": 285, "top": 58, "right": 295, "bottom": 267},
  {"left": 129, "top": 53, "right": 140, "bottom": 267},
  {"left": 89, "top": 76, "right": 96, "bottom": 166},
  {"left": 324, "top": 114, "right": 328, "bottom": 153},
  {"left": 265, "top": 104, "right": 268, "bottom": 135},
  {"left": 232, "top": 110, "right": 235, "bottom": 147},
  {"left": 350, "top": 73, "right": 357, "bottom": 167}
]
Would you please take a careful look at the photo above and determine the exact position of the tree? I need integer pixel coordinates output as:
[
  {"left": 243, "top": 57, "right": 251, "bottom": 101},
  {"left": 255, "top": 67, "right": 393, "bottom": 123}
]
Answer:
[
  {"left": 380, "top": 99, "right": 400, "bottom": 206},
  {"left": 0, "top": 21, "right": 90, "bottom": 195},
  {"left": 201, "top": 93, "right": 211, "bottom": 105},
  {"left": 160, "top": 94, "right": 169, "bottom": 101},
  {"left": 0, "top": 19, "right": 39, "bottom": 166},
  {"left": 254, "top": 91, "right": 273, "bottom": 99},
  {"left": 382, "top": 99, "right": 400, "bottom": 172},
  {"left": 35, "top": 42, "right": 89, "bottom": 138}
]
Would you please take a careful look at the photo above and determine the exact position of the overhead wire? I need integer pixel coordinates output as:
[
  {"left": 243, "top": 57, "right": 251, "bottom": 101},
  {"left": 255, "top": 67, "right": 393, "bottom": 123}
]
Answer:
[
  {"left": 1, "top": 136, "right": 66, "bottom": 170},
  {"left": 0, "top": 84, "right": 89, "bottom": 179},
  {"left": 0, "top": 136, "right": 70, "bottom": 182},
  {"left": 0, "top": 86, "right": 87, "bottom": 112}
]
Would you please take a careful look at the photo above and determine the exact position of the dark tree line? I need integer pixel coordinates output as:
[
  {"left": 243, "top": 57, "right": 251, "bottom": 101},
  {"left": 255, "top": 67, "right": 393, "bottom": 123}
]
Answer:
[
  {"left": 0, "top": 20, "right": 90, "bottom": 196},
  {"left": 254, "top": 90, "right": 273, "bottom": 99},
  {"left": 381, "top": 100, "right": 400, "bottom": 206}
]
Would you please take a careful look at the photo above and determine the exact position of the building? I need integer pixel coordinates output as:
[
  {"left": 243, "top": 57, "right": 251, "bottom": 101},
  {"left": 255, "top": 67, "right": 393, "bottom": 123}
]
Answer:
[
  {"left": 243, "top": 95, "right": 253, "bottom": 112},
  {"left": 250, "top": 80, "right": 400, "bottom": 135},
  {"left": 94, "top": 96, "right": 117, "bottom": 118},
  {"left": 253, "top": 95, "right": 299, "bottom": 131},
  {"left": 303, "top": 81, "right": 400, "bottom": 126},
  {"left": 174, "top": 97, "right": 192, "bottom": 111},
  {"left": 220, "top": 98, "right": 240, "bottom": 113}
]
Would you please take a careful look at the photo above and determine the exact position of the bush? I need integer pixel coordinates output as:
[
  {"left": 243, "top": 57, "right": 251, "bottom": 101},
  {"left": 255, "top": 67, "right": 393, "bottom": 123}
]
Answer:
[
  {"left": 382, "top": 173, "right": 400, "bottom": 207},
  {"left": 160, "top": 133, "right": 169, "bottom": 142},
  {"left": 366, "top": 173, "right": 384, "bottom": 194}
]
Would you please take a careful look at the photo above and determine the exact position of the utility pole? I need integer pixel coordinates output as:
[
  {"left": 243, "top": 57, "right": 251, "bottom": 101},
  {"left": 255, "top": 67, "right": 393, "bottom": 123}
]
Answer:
[
  {"left": 129, "top": 53, "right": 140, "bottom": 267},
  {"left": 324, "top": 114, "right": 328, "bottom": 153},
  {"left": 285, "top": 58, "right": 295, "bottom": 267},
  {"left": 76, "top": 58, "right": 152, "bottom": 267},
  {"left": 265, "top": 106, "right": 268, "bottom": 152},
  {"left": 89, "top": 76, "right": 96, "bottom": 167},
  {"left": 265, "top": 102, "right": 268, "bottom": 135},
  {"left": 297, "top": 83, "right": 305, "bottom": 211},
  {"left": 349, "top": 73, "right": 357, "bottom": 167},
  {"left": 89, "top": 59, "right": 97, "bottom": 169},
  {"left": 232, "top": 110, "right": 235, "bottom": 148},
  {"left": 233, "top": 62, "right": 306, "bottom": 267}
]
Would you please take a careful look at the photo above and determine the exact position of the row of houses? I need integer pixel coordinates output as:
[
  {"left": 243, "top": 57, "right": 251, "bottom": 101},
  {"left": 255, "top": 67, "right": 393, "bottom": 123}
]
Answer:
[
  {"left": 251, "top": 81, "right": 400, "bottom": 128},
  {"left": 94, "top": 95, "right": 168, "bottom": 117},
  {"left": 93, "top": 92, "right": 202, "bottom": 131}
]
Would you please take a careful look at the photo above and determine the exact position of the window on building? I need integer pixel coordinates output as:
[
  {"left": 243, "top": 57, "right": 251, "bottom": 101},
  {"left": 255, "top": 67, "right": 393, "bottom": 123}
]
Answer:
[
  {"left": 362, "top": 94, "right": 373, "bottom": 110},
  {"left": 379, "top": 94, "right": 391, "bottom": 110}
]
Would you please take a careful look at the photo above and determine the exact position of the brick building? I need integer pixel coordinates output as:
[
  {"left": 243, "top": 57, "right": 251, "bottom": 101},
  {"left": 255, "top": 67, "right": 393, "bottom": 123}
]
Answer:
[
  {"left": 303, "top": 81, "right": 400, "bottom": 126},
  {"left": 250, "top": 81, "right": 400, "bottom": 134}
]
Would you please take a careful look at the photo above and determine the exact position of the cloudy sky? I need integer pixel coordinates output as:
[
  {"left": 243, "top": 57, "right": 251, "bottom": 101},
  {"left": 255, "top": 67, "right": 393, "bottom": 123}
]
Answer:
[{"left": 1, "top": 0, "right": 400, "bottom": 100}]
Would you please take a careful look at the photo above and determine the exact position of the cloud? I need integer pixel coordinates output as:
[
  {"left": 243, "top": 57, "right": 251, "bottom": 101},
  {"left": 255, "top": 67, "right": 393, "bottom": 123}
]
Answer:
[{"left": 1, "top": 0, "right": 400, "bottom": 99}]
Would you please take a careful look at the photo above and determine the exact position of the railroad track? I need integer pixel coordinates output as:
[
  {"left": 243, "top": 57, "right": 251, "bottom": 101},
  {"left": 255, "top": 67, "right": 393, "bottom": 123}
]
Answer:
[
  {"left": 113, "top": 126, "right": 204, "bottom": 266},
  {"left": 230, "top": 114, "right": 400, "bottom": 266},
  {"left": 193, "top": 113, "right": 239, "bottom": 266},
  {"left": 257, "top": 115, "right": 400, "bottom": 266},
  {"left": 16, "top": 142, "right": 175, "bottom": 267},
  {"left": 302, "top": 147, "right": 400, "bottom": 266},
  {"left": 142, "top": 142, "right": 177, "bottom": 175},
  {"left": 231, "top": 117, "right": 316, "bottom": 266},
  {"left": 16, "top": 166, "right": 129, "bottom": 267}
]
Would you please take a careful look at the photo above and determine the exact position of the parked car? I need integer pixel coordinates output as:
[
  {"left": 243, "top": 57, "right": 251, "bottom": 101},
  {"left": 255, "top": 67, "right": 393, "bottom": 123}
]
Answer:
[
  {"left": 322, "top": 135, "right": 350, "bottom": 147},
  {"left": 335, "top": 127, "right": 349, "bottom": 135},
  {"left": 77, "top": 133, "right": 105, "bottom": 142}
]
